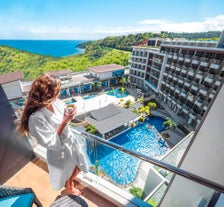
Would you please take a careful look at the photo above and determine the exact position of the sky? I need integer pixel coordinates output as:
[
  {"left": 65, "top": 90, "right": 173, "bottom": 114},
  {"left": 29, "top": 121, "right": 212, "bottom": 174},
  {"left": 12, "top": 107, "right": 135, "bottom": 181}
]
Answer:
[{"left": 0, "top": 0, "right": 224, "bottom": 40}]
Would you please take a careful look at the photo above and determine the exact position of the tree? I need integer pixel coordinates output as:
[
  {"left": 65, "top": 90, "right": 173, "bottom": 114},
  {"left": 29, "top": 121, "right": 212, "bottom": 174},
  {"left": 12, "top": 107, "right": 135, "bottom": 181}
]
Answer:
[
  {"left": 97, "top": 81, "right": 102, "bottom": 92},
  {"left": 86, "top": 124, "right": 98, "bottom": 134},
  {"left": 109, "top": 87, "right": 115, "bottom": 96},
  {"left": 120, "top": 76, "right": 127, "bottom": 86},
  {"left": 129, "top": 186, "right": 143, "bottom": 199},
  {"left": 138, "top": 95, "right": 144, "bottom": 104},
  {"left": 120, "top": 87, "right": 125, "bottom": 96},
  {"left": 89, "top": 160, "right": 107, "bottom": 177},
  {"left": 163, "top": 117, "right": 176, "bottom": 130},
  {"left": 147, "top": 102, "right": 157, "bottom": 110},
  {"left": 124, "top": 99, "right": 131, "bottom": 108}
]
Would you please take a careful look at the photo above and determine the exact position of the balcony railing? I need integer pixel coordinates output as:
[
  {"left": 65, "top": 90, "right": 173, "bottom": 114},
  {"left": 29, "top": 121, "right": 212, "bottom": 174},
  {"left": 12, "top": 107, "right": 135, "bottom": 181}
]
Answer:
[
  {"left": 75, "top": 128, "right": 224, "bottom": 191},
  {"left": 30, "top": 124, "right": 224, "bottom": 207}
]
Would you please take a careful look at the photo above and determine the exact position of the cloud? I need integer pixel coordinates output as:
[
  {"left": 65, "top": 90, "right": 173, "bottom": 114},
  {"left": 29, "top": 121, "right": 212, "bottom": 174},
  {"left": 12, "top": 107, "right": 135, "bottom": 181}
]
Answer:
[
  {"left": 137, "top": 14, "right": 224, "bottom": 33},
  {"left": 0, "top": 14, "right": 223, "bottom": 39},
  {"left": 138, "top": 19, "right": 169, "bottom": 25}
]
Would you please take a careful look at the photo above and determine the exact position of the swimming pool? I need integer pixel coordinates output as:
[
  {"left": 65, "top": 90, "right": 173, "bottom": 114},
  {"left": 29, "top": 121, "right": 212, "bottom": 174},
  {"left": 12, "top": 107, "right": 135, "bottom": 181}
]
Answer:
[
  {"left": 107, "top": 88, "right": 128, "bottom": 98},
  {"left": 65, "top": 97, "right": 76, "bottom": 104},
  {"left": 83, "top": 93, "right": 96, "bottom": 100},
  {"left": 88, "top": 116, "right": 168, "bottom": 185}
]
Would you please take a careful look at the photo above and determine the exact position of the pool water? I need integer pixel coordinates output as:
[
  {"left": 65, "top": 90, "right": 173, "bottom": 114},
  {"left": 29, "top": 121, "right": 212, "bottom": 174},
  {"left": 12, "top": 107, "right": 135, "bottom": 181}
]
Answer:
[
  {"left": 65, "top": 98, "right": 76, "bottom": 104},
  {"left": 88, "top": 116, "right": 168, "bottom": 185},
  {"left": 83, "top": 94, "right": 96, "bottom": 100},
  {"left": 107, "top": 88, "right": 128, "bottom": 98}
]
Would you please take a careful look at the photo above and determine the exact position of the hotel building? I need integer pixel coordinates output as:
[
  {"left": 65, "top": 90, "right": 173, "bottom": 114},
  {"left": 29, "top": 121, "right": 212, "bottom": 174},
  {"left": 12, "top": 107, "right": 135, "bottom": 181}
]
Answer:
[{"left": 130, "top": 33, "right": 224, "bottom": 130}]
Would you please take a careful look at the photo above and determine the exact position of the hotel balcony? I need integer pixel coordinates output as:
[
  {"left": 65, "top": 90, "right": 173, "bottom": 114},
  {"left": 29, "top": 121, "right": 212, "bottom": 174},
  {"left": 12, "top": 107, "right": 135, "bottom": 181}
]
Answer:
[
  {"left": 177, "top": 79, "right": 184, "bottom": 87},
  {"left": 204, "top": 76, "right": 214, "bottom": 87},
  {"left": 214, "top": 80, "right": 221, "bottom": 89},
  {"left": 183, "top": 82, "right": 191, "bottom": 90},
  {"left": 178, "top": 56, "right": 184, "bottom": 61},
  {"left": 209, "top": 63, "right": 220, "bottom": 74},
  {"left": 199, "top": 62, "right": 209, "bottom": 72},
  {"left": 2, "top": 80, "right": 224, "bottom": 207},
  {"left": 194, "top": 100, "right": 203, "bottom": 108},
  {"left": 187, "top": 71, "right": 195, "bottom": 80},
  {"left": 192, "top": 59, "right": 199, "bottom": 65},
  {"left": 199, "top": 88, "right": 208, "bottom": 97},
  {"left": 187, "top": 94, "right": 194, "bottom": 102},
  {"left": 175, "top": 67, "right": 181, "bottom": 75},
  {"left": 191, "top": 85, "right": 199, "bottom": 94},
  {"left": 195, "top": 73, "right": 203, "bottom": 83},
  {"left": 180, "top": 69, "right": 187, "bottom": 77}
]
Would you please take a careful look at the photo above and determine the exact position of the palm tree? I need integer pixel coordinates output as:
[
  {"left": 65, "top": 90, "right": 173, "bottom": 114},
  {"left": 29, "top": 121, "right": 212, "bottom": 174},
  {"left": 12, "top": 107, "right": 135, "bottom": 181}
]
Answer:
[
  {"left": 120, "top": 76, "right": 127, "bottom": 87},
  {"left": 109, "top": 87, "right": 115, "bottom": 96},
  {"left": 163, "top": 117, "right": 176, "bottom": 130},
  {"left": 120, "top": 87, "right": 125, "bottom": 96},
  {"left": 147, "top": 102, "right": 157, "bottom": 110},
  {"left": 138, "top": 95, "right": 144, "bottom": 104},
  {"left": 97, "top": 81, "right": 102, "bottom": 92}
]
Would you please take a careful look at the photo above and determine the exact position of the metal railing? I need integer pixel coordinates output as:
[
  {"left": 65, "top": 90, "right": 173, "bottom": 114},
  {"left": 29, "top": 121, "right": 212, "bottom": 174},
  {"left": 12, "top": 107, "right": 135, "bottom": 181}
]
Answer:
[{"left": 80, "top": 130, "right": 224, "bottom": 193}]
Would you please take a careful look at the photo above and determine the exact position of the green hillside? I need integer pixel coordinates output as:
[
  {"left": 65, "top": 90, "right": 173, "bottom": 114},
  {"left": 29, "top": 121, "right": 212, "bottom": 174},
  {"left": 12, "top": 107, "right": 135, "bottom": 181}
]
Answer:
[
  {"left": 0, "top": 45, "right": 130, "bottom": 80},
  {"left": 0, "top": 31, "right": 221, "bottom": 80}
]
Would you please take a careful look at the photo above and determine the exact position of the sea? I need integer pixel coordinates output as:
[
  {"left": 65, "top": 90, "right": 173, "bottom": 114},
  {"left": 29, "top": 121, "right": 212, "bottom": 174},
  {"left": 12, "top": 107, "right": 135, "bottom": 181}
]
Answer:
[{"left": 0, "top": 40, "right": 87, "bottom": 57}]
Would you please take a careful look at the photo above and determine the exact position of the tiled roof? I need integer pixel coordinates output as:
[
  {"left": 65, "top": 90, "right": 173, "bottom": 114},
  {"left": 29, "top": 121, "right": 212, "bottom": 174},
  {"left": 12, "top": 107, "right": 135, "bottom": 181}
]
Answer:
[
  {"left": 88, "top": 64, "right": 125, "bottom": 73},
  {"left": 86, "top": 104, "right": 139, "bottom": 134},
  {"left": 0, "top": 70, "right": 23, "bottom": 84}
]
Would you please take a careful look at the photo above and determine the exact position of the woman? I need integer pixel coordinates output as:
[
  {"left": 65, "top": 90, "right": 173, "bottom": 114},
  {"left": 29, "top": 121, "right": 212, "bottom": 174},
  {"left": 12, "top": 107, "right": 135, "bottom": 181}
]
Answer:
[{"left": 16, "top": 74, "right": 88, "bottom": 195}]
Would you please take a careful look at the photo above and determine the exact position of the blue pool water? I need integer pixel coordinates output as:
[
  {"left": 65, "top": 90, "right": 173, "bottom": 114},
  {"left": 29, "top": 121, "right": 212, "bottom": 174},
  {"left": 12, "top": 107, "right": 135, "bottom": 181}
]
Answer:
[
  {"left": 88, "top": 116, "right": 168, "bottom": 185},
  {"left": 83, "top": 94, "right": 96, "bottom": 100},
  {"left": 107, "top": 88, "right": 128, "bottom": 98},
  {"left": 65, "top": 98, "right": 76, "bottom": 104}
]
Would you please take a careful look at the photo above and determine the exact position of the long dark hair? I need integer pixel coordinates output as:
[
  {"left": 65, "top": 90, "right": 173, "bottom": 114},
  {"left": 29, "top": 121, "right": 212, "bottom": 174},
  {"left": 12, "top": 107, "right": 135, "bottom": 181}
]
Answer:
[{"left": 16, "top": 74, "right": 61, "bottom": 136}]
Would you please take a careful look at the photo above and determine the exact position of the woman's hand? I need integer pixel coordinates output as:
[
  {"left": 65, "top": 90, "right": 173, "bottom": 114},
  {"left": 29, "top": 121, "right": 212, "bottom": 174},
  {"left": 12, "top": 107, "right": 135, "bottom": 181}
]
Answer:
[
  {"left": 57, "top": 106, "right": 77, "bottom": 136},
  {"left": 63, "top": 107, "right": 77, "bottom": 123}
]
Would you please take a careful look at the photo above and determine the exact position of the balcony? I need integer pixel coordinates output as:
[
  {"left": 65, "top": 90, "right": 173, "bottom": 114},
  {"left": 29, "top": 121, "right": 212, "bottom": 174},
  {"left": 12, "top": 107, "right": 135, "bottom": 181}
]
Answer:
[
  {"left": 2, "top": 82, "right": 224, "bottom": 207},
  {"left": 200, "top": 61, "right": 208, "bottom": 67},
  {"left": 199, "top": 89, "right": 208, "bottom": 97},
  {"left": 204, "top": 76, "right": 214, "bottom": 87},
  {"left": 183, "top": 82, "right": 191, "bottom": 89},
  {"left": 181, "top": 69, "right": 187, "bottom": 77},
  {"left": 191, "top": 85, "right": 199, "bottom": 94},
  {"left": 187, "top": 71, "right": 195, "bottom": 80},
  {"left": 195, "top": 100, "right": 202, "bottom": 107},
  {"left": 209, "top": 64, "right": 220, "bottom": 74},
  {"left": 175, "top": 67, "right": 181, "bottom": 75},
  {"left": 192, "top": 60, "right": 199, "bottom": 65}
]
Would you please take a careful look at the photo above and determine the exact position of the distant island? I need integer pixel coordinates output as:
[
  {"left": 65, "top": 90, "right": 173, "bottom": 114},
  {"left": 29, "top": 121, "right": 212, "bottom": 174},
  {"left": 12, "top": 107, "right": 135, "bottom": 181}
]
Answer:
[{"left": 0, "top": 31, "right": 221, "bottom": 80}]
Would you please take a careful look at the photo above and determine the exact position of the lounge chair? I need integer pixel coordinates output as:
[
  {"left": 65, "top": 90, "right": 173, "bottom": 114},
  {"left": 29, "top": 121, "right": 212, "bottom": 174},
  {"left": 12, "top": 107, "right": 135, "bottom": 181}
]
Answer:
[{"left": 0, "top": 185, "right": 42, "bottom": 207}]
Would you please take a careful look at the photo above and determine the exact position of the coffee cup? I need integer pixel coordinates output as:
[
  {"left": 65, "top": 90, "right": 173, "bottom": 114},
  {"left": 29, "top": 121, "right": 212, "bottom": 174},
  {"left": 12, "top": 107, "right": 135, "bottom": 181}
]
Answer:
[{"left": 66, "top": 104, "right": 76, "bottom": 113}]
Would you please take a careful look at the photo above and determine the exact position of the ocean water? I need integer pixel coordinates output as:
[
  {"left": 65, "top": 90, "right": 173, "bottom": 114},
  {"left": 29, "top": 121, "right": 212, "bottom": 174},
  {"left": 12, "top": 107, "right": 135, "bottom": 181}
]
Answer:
[{"left": 0, "top": 40, "right": 86, "bottom": 57}]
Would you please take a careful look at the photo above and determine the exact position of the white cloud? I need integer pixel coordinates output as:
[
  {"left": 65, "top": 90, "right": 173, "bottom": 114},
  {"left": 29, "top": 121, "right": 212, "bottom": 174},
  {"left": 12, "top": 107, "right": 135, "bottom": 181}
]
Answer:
[
  {"left": 138, "top": 19, "right": 169, "bottom": 25},
  {"left": 0, "top": 14, "right": 223, "bottom": 39},
  {"left": 137, "top": 14, "right": 224, "bottom": 33}
]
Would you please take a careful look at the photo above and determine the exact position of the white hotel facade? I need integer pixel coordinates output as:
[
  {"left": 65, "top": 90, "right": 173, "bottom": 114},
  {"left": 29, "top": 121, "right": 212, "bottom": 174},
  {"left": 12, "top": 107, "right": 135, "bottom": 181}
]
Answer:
[{"left": 130, "top": 33, "right": 224, "bottom": 130}]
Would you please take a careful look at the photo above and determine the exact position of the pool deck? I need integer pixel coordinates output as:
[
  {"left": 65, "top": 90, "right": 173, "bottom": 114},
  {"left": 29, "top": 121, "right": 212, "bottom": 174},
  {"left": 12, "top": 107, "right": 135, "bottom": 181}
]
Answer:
[{"left": 63, "top": 93, "right": 135, "bottom": 116}]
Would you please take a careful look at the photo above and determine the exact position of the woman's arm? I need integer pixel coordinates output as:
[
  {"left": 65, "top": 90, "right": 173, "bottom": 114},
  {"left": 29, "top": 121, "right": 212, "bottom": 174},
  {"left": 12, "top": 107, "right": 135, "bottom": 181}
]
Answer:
[{"left": 56, "top": 107, "right": 76, "bottom": 136}]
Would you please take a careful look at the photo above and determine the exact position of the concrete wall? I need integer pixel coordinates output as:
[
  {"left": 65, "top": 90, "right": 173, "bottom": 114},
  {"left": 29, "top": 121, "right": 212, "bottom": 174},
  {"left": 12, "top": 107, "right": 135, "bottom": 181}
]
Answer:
[{"left": 2, "top": 80, "right": 23, "bottom": 100}]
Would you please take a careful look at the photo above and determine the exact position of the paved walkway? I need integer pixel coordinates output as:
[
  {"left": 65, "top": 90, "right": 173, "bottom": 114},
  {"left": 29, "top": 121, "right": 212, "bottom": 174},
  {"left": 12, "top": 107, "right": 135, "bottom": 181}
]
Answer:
[{"left": 64, "top": 93, "right": 136, "bottom": 116}]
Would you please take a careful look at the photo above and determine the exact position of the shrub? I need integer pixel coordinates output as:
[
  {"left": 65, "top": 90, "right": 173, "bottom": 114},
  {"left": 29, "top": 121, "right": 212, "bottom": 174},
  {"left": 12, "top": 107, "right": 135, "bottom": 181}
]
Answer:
[{"left": 129, "top": 186, "right": 143, "bottom": 199}]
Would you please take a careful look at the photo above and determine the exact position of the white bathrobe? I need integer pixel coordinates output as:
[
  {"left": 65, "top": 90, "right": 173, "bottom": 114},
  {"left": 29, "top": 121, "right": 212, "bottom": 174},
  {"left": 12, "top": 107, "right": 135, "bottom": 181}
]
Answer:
[{"left": 28, "top": 98, "right": 88, "bottom": 190}]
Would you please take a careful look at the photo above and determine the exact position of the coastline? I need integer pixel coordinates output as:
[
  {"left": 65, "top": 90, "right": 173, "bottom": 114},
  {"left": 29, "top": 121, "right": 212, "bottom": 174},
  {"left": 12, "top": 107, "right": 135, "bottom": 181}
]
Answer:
[{"left": 0, "top": 39, "right": 87, "bottom": 57}]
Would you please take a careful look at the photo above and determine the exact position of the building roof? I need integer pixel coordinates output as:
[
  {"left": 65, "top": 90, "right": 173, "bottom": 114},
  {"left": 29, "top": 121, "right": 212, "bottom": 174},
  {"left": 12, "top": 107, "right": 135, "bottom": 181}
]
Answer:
[
  {"left": 88, "top": 64, "right": 126, "bottom": 74},
  {"left": 85, "top": 104, "right": 139, "bottom": 134},
  {"left": 45, "top": 69, "right": 73, "bottom": 78},
  {"left": 0, "top": 70, "right": 23, "bottom": 84}
]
